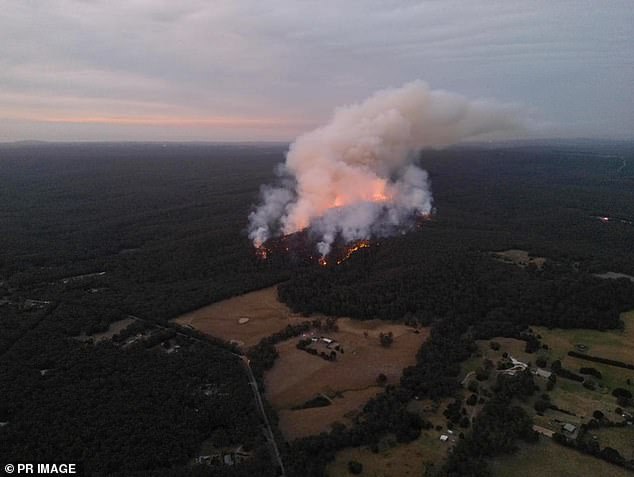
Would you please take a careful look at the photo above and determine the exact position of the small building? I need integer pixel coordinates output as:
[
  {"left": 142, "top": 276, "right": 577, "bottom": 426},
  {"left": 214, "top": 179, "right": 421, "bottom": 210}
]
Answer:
[
  {"left": 321, "top": 338, "right": 333, "bottom": 344},
  {"left": 562, "top": 423, "right": 576, "bottom": 434},
  {"left": 223, "top": 454, "right": 234, "bottom": 466},
  {"left": 532, "top": 368, "right": 552, "bottom": 379},
  {"left": 440, "top": 435, "right": 449, "bottom": 442}
]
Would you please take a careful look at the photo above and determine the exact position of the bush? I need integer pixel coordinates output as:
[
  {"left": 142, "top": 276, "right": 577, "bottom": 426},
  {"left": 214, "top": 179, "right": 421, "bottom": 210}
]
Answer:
[
  {"left": 379, "top": 332, "right": 393, "bottom": 347},
  {"left": 348, "top": 460, "right": 363, "bottom": 474},
  {"left": 612, "top": 388, "right": 632, "bottom": 399},
  {"left": 579, "top": 367, "right": 602, "bottom": 379},
  {"left": 583, "top": 379, "right": 596, "bottom": 390},
  {"left": 534, "top": 400, "right": 549, "bottom": 413}
]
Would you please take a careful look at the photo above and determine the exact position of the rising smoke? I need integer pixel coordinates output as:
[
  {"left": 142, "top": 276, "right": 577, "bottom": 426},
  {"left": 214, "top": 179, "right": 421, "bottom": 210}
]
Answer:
[{"left": 249, "top": 80, "right": 522, "bottom": 256}]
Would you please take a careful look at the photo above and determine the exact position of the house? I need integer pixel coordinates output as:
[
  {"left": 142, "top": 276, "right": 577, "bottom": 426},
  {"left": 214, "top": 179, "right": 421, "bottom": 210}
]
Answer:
[
  {"left": 562, "top": 423, "right": 576, "bottom": 433},
  {"left": 321, "top": 337, "right": 333, "bottom": 344},
  {"left": 440, "top": 435, "right": 449, "bottom": 442},
  {"left": 532, "top": 368, "right": 552, "bottom": 379}
]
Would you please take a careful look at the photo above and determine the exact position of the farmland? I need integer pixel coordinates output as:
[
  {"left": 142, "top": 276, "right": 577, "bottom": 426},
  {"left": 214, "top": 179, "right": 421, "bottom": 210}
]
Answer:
[
  {"left": 490, "top": 439, "right": 633, "bottom": 477},
  {"left": 173, "top": 286, "right": 310, "bottom": 348},
  {"left": 264, "top": 318, "right": 429, "bottom": 439}
]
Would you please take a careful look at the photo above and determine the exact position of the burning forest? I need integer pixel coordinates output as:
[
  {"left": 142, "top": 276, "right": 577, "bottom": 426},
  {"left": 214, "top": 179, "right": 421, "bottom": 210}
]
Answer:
[{"left": 248, "top": 80, "right": 523, "bottom": 263}]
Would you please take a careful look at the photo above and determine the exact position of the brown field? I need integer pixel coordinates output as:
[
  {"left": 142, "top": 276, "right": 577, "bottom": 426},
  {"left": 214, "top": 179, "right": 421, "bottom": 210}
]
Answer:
[
  {"left": 172, "top": 286, "right": 309, "bottom": 348},
  {"left": 327, "top": 429, "right": 448, "bottom": 477},
  {"left": 278, "top": 387, "right": 382, "bottom": 441},
  {"left": 593, "top": 426, "right": 634, "bottom": 460},
  {"left": 489, "top": 438, "right": 633, "bottom": 477},
  {"left": 265, "top": 318, "right": 429, "bottom": 440},
  {"left": 266, "top": 319, "right": 429, "bottom": 409},
  {"left": 494, "top": 249, "right": 546, "bottom": 269}
]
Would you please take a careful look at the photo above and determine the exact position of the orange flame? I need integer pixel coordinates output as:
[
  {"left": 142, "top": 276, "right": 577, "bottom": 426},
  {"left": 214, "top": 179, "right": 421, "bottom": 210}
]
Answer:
[
  {"left": 255, "top": 246, "right": 270, "bottom": 260},
  {"left": 326, "top": 179, "right": 391, "bottom": 211},
  {"left": 336, "top": 240, "right": 370, "bottom": 265},
  {"left": 318, "top": 257, "right": 328, "bottom": 267}
]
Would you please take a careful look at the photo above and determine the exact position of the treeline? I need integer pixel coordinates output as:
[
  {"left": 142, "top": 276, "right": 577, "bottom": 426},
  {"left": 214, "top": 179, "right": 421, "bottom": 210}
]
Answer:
[
  {"left": 568, "top": 350, "right": 634, "bottom": 370},
  {"left": 553, "top": 419, "right": 634, "bottom": 472},
  {"left": 279, "top": 233, "right": 634, "bottom": 331}
]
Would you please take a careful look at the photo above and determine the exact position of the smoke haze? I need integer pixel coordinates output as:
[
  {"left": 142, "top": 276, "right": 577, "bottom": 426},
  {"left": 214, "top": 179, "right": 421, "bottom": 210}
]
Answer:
[{"left": 249, "top": 80, "right": 523, "bottom": 256}]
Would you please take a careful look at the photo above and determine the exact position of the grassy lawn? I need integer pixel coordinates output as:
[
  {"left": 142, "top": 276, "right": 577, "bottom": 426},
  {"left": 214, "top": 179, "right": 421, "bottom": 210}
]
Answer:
[
  {"left": 327, "top": 430, "right": 449, "bottom": 477},
  {"left": 593, "top": 426, "right": 634, "bottom": 460},
  {"left": 534, "top": 310, "right": 634, "bottom": 364},
  {"left": 328, "top": 399, "right": 456, "bottom": 477},
  {"left": 489, "top": 438, "right": 633, "bottom": 477},
  {"left": 467, "top": 310, "right": 634, "bottom": 423}
]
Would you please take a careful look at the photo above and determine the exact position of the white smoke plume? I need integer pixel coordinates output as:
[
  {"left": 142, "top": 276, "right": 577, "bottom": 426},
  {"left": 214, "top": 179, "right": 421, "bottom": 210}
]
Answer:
[{"left": 249, "top": 80, "right": 523, "bottom": 256}]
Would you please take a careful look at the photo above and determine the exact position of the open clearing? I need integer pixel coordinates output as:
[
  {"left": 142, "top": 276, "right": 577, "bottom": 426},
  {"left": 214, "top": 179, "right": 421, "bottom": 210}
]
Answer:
[
  {"left": 490, "top": 438, "right": 632, "bottom": 477},
  {"left": 77, "top": 317, "right": 136, "bottom": 342},
  {"left": 595, "top": 271, "right": 634, "bottom": 283},
  {"left": 173, "top": 286, "right": 309, "bottom": 348},
  {"left": 594, "top": 426, "right": 634, "bottom": 460},
  {"left": 277, "top": 387, "right": 382, "bottom": 441},
  {"left": 493, "top": 249, "right": 546, "bottom": 269},
  {"left": 265, "top": 318, "right": 429, "bottom": 440},
  {"left": 327, "top": 429, "right": 448, "bottom": 477},
  {"left": 533, "top": 310, "right": 634, "bottom": 364}
]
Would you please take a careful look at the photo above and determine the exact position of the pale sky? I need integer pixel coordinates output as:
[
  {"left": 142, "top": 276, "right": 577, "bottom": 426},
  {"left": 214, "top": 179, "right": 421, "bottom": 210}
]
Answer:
[{"left": 1, "top": 0, "right": 632, "bottom": 142}]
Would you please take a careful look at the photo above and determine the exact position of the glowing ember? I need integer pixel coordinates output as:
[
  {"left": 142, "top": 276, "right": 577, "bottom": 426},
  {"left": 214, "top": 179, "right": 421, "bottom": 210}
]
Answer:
[
  {"left": 336, "top": 240, "right": 371, "bottom": 264},
  {"left": 255, "top": 246, "right": 270, "bottom": 260},
  {"left": 318, "top": 257, "right": 328, "bottom": 267}
]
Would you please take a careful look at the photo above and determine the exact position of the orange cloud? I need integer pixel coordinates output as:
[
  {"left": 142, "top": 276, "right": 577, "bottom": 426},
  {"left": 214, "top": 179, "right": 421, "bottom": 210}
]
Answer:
[{"left": 24, "top": 115, "right": 313, "bottom": 129}]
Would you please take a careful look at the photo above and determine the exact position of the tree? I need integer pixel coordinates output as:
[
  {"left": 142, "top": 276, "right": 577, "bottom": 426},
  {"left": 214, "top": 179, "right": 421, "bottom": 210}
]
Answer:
[
  {"left": 376, "top": 373, "right": 387, "bottom": 386},
  {"left": 348, "top": 461, "right": 363, "bottom": 474},
  {"left": 379, "top": 332, "right": 394, "bottom": 347},
  {"left": 534, "top": 400, "right": 549, "bottom": 413}
]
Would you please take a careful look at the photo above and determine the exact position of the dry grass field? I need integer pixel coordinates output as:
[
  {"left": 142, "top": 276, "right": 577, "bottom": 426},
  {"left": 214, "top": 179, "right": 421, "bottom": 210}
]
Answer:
[
  {"left": 327, "top": 429, "right": 448, "bottom": 477},
  {"left": 493, "top": 249, "right": 546, "bottom": 269},
  {"left": 489, "top": 439, "right": 633, "bottom": 477},
  {"left": 173, "top": 286, "right": 429, "bottom": 440},
  {"left": 534, "top": 310, "right": 634, "bottom": 364},
  {"left": 266, "top": 318, "right": 428, "bottom": 409},
  {"left": 173, "top": 286, "right": 310, "bottom": 347},
  {"left": 277, "top": 387, "right": 382, "bottom": 440},
  {"left": 265, "top": 318, "right": 429, "bottom": 440}
]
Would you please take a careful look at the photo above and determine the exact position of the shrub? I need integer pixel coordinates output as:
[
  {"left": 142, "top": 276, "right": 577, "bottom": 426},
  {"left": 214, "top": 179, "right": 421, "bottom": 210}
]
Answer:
[{"left": 348, "top": 460, "right": 363, "bottom": 474}]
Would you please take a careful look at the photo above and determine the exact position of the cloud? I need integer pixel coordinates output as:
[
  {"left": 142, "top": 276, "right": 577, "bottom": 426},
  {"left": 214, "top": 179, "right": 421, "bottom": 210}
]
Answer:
[{"left": 0, "top": 0, "right": 632, "bottom": 140}]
